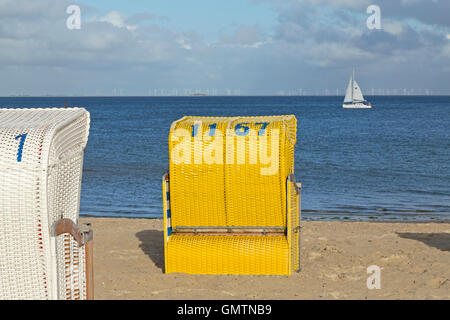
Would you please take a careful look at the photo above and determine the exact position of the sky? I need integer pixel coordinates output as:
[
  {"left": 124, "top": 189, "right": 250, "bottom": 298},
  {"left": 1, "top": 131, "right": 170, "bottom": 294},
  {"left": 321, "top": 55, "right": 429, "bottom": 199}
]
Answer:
[{"left": 0, "top": 0, "right": 449, "bottom": 96}]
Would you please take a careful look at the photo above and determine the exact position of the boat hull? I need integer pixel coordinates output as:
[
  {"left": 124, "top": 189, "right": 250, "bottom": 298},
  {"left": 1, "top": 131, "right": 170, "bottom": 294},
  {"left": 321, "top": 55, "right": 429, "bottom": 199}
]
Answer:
[{"left": 342, "top": 103, "right": 372, "bottom": 109}]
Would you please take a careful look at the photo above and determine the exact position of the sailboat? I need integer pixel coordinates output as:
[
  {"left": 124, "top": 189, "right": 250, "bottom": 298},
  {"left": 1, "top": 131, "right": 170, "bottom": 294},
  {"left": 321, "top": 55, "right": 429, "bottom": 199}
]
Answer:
[{"left": 342, "top": 69, "right": 372, "bottom": 109}]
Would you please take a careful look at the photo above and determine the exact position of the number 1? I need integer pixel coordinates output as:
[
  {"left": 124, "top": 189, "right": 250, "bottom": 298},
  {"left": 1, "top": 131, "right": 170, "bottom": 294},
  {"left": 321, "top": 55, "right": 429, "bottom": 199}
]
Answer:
[
  {"left": 15, "top": 133, "right": 27, "bottom": 162},
  {"left": 192, "top": 123, "right": 217, "bottom": 137}
]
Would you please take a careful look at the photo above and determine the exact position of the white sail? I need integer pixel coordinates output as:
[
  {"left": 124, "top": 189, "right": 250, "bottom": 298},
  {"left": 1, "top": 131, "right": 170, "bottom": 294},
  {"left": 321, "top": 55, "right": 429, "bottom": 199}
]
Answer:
[
  {"left": 352, "top": 79, "right": 365, "bottom": 102},
  {"left": 343, "top": 76, "right": 353, "bottom": 103},
  {"left": 342, "top": 69, "right": 372, "bottom": 108}
]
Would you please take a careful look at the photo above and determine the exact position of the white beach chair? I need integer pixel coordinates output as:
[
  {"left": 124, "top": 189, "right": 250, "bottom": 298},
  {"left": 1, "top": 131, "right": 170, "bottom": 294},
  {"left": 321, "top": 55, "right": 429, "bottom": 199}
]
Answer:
[{"left": 0, "top": 108, "right": 92, "bottom": 300}]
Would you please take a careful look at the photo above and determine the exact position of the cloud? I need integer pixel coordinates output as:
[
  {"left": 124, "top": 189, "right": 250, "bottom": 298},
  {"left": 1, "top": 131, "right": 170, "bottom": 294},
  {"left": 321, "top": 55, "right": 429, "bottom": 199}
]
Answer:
[
  {"left": 94, "top": 11, "right": 137, "bottom": 31},
  {"left": 219, "top": 25, "right": 271, "bottom": 48},
  {"left": 176, "top": 36, "right": 192, "bottom": 50},
  {"left": 0, "top": 0, "right": 203, "bottom": 95},
  {"left": 263, "top": 0, "right": 450, "bottom": 28},
  {"left": 0, "top": 0, "right": 448, "bottom": 95},
  {"left": 268, "top": 1, "right": 449, "bottom": 67}
]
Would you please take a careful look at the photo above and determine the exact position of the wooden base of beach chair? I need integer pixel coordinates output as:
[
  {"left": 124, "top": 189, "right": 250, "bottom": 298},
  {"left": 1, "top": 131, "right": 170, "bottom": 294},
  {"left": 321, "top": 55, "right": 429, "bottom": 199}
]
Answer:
[{"left": 51, "top": 219, "right": 94, "bottom": 300}]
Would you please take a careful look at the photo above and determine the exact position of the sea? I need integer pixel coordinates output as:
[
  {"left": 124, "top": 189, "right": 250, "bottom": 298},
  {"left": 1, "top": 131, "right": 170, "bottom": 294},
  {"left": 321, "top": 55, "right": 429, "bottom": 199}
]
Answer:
[{"left": 1, "top": 96, "right": 449, "bottom": 221}]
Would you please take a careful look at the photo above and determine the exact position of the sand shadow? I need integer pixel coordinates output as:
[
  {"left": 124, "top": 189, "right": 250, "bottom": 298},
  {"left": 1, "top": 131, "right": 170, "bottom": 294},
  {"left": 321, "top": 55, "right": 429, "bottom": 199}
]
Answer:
[
  {"left": 136, "top": 230, "right": 165, "bottom": 271},
  {"left": 397, "top": 233, "right": 450, "bottom": 252}
]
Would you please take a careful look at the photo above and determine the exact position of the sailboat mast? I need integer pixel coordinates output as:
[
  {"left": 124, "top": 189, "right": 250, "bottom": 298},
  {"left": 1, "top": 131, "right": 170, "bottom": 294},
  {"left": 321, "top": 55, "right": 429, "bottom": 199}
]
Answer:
[{"left": 351, "top": 68, "right": 354, "bottom": 102}]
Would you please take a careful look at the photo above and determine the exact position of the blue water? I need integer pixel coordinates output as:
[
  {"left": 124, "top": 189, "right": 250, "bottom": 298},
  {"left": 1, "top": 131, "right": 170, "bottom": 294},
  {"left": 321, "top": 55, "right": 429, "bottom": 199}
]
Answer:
[{"left": 1, "top": 96, "right": 449, "bottom": 221}]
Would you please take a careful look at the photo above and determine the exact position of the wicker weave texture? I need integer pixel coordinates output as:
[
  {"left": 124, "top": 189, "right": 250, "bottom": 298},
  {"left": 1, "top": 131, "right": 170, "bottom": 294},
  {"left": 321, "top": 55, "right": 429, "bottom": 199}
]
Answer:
[
  {"left": 168, "top": 116, "right": 297, "bottom": 228},
  {"left": 167, "top": 235, "right": 289, "bottom": 275},
  {"left": 0, "top": 108, "right": 90, "bottom": 300},
  {"left": 165, "top": 115, "right": 299, "bottom": 275}
]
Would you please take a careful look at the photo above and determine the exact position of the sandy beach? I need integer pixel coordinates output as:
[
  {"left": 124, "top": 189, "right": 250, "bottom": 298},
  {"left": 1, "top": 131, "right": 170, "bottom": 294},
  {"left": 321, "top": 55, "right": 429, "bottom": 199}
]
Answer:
[{"left": 83, "top": 217, "right": 450, "bottom": 300}]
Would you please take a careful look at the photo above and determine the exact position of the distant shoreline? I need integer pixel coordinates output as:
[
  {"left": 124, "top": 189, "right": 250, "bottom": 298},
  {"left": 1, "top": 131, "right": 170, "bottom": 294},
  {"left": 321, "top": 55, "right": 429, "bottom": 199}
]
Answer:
[{"left": 1, "top": 95, "right": 450, "bottom": 98}]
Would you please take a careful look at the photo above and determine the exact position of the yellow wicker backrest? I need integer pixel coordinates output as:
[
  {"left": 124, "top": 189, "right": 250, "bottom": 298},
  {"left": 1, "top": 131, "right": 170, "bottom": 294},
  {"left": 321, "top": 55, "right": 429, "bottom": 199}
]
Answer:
[
  {"left": 169, "top": 115, "right": 296, "bottom": 228},
  {"left": 169, "top": 117, "right": 228, "bottom": 227}
]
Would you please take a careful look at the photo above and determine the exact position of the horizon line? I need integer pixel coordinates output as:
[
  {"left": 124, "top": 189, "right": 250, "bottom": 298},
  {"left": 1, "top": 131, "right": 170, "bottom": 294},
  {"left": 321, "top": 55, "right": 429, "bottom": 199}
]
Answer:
[{"left": 1, "top": 94, "right": 450, "bottom": 98}]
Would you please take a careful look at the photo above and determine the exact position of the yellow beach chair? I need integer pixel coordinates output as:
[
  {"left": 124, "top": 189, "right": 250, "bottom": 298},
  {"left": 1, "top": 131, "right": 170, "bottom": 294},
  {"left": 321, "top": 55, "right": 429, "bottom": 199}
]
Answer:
[{"left": 163, "top": 115, "right": 301, "bottom": 275}]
